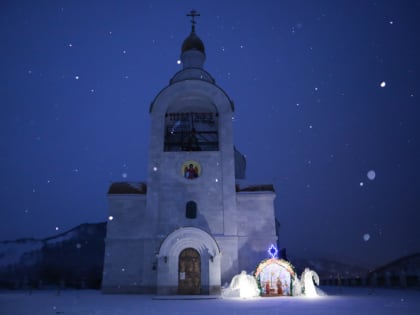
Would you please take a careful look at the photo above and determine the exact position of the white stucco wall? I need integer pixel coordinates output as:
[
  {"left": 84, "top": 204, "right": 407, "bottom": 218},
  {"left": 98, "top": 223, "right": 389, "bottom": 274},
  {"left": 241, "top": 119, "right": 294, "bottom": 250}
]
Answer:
[{"left": 236, "top": 191, "right": 278, "bottom": 274}]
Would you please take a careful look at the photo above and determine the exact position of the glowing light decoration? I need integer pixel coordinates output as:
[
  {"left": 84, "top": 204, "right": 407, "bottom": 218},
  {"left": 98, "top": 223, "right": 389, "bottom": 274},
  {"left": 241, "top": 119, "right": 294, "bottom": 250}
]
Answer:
[
  {"left": 254, "top": 258, "right": 296, "bottom": 296},
  {"left": 301, "top": 268, "right": 320, "bottom": 298},
  {"left": 267, "top": 244, "right": 278, "bottom": 259},
  {"left": 223, "top": 271, "right": 260, "bottom": 298}
]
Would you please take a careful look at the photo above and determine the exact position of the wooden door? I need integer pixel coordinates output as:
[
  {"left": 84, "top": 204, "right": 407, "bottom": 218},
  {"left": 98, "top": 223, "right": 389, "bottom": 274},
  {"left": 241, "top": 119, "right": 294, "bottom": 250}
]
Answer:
[{"left": 178, "top": 248, "right": 201, "bottom": 294}]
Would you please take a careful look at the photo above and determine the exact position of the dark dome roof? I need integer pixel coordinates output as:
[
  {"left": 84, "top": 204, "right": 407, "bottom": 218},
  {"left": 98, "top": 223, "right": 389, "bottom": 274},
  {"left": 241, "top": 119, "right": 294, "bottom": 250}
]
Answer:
[{"left": 181, "top": 31, "right": 205, "bottom": 54}]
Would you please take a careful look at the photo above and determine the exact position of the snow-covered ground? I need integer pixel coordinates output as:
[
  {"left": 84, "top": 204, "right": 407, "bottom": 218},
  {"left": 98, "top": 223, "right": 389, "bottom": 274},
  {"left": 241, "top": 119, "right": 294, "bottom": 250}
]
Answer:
[{"left": 1, "top": 287, "right": 419, "bottom": 315}]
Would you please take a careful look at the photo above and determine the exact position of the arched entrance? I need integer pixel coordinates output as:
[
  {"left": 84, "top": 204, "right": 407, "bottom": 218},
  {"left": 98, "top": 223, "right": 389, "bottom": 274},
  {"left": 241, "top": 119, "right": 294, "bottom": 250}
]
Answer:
[
  {"left": 178, "top": 248, "right": 201, "bottom": 294},
  {"left": 157, "top": 227, "right": 221, "bottom": 295}
]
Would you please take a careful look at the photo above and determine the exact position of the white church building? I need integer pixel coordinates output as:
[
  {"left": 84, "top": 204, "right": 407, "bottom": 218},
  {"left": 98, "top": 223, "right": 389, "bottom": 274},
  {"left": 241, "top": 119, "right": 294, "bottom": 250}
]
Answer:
[{"left": 102, "top": 12, "right": 279, "bottom": 295}]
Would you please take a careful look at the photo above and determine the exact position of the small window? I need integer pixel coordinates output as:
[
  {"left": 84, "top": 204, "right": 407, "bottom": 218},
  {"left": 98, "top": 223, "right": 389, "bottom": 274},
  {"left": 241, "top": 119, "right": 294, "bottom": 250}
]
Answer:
[{"left": 186, "top": 201, "right": 197, "bottom": 219}]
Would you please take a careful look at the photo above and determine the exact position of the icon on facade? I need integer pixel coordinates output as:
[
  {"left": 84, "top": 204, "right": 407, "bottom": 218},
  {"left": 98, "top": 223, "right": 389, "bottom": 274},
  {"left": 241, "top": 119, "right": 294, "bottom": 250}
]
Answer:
[{"left": 182, "top": 160, "right": 201, "bottom": 179}]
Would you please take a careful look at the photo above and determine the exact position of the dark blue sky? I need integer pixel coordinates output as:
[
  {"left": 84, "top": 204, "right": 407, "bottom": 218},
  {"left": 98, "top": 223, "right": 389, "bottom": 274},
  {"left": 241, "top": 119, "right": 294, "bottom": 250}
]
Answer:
[{"left": 1, "top": 0, "right": 419, "bottom": 268}]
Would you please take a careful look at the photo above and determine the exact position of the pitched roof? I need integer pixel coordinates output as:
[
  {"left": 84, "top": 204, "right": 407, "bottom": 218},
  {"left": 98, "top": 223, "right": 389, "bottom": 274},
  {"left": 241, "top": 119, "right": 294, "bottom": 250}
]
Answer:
[
  {"left": 108, "top": 182, "right": 147, "bottom": 194},
  {"left": 236, "top": 184, "right": 275, "bottom": 192}
]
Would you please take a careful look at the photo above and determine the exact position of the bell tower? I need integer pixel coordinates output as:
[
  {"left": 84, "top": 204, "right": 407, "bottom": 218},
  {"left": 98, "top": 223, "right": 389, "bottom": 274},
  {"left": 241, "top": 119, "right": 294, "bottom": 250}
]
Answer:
[{"left": 146, "top": 11, "right": 237, "bottom": 238}]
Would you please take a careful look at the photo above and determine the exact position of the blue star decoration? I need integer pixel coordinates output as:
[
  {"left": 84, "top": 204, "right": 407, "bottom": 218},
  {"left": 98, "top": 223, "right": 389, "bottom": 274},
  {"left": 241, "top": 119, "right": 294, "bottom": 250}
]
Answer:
[{"left": 267, "top": 244, "right": 278, "bottom": 259}]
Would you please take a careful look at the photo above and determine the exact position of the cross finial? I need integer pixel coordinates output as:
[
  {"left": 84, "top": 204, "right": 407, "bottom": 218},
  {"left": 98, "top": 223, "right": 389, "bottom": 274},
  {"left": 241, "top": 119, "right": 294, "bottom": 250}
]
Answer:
[{"left": 186, "top": 10, "right": 200, "bottom": 32}]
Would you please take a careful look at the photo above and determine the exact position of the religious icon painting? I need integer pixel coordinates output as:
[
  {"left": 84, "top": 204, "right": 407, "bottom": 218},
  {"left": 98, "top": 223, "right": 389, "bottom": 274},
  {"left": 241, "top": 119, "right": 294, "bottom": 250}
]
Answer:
[{"left": 182, "top": 160, "right": 201, "bottom": 179}]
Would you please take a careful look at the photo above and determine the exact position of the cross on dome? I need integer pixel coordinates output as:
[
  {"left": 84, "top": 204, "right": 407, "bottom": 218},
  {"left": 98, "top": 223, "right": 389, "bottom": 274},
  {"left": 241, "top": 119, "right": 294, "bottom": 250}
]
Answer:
[
  {"left": 186, "top": 10, "right": 200, "bottom": 31},
  {"left": 181, "top": 9, "right": 205, "bottom": 55}
]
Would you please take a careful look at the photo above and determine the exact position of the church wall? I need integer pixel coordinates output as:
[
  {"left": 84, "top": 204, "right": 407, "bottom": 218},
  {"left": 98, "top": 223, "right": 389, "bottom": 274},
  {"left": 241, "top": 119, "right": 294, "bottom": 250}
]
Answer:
[
  {"left": 236, "top": 192, "right": 278, "bottom": 274},
  {"left": 102, "top": 238, "right": 157, "bottom": 293},
  {"left": 103, "top": 194, "right": 158, "bottom": 293},
  {"left": 107, "top": 195, "right": 148, "bottom": 238},
  {"left": 155, "top": 151, "right": 224, "bottom": 235},
  {"left": 236, "top": 192, "right": 276, "bottom": 237},
  {"left": 215, "top": 236, "right": 239, "bottom": 285}
]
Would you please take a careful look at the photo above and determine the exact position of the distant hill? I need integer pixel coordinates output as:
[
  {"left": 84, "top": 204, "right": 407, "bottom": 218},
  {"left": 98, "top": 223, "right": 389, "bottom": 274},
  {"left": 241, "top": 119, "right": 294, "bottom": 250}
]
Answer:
[
  {"left": 0, "top": 222, "right": 106, "bottom": 289},
  {"left": 292, "top": 257, "right": 368, "bottom": 279},
  {"left": 0, "top": 222, "right": 417, "bottom": 290},
  {"left": 366, "top": 253, "right": 420, "bottom": 288}
]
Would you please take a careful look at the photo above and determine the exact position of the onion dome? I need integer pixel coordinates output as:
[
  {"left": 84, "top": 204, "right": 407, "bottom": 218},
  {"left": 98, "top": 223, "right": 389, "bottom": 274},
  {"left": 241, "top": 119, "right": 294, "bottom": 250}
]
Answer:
[{"left": 181, "top": 26, "right": 205, "bottom": 54}]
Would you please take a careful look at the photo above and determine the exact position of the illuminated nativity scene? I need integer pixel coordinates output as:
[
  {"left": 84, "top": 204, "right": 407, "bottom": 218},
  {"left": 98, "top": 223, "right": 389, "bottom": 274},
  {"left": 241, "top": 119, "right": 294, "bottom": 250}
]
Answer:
[{"left": 222, "top": 244, "right": 321, "bottom": 298}]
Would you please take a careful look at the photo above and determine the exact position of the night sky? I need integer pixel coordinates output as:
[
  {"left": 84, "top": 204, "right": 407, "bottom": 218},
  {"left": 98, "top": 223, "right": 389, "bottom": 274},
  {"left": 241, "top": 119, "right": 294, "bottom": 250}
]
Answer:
[{"left": 1, "top": 1, "right": 419, "bottom": 269}]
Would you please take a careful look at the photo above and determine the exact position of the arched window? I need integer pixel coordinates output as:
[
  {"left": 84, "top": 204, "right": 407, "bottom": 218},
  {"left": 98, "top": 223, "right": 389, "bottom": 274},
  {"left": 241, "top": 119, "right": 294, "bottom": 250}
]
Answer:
[
  {"left": 186, "top": 201, "right": 197, "bottom": 219},
  {"left": 164, "top": 112, "right": 219, "bottom": 151}
]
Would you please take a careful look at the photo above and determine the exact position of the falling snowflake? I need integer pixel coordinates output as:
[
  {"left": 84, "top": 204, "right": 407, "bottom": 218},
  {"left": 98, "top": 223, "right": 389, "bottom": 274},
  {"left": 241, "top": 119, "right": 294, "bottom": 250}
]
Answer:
[
  {"left": 363, "top": 233, "right": 370, "bottom": 241},
  {"left": 367, "top": 170, "right": 376, "bottom": 180},
  {"left": 153, "top": 166, "right": 158, "bottom": 172},
  {"left": 55, "top": 227, "right": 59, "bottom": 231},
  {"left": 68, "top": 43, "right": 73, "bottom": 47},
  {"left": 177, "top": 60, "right": 181, "bottom": 64},
  {"left": 359, "top": 182, "right": 364, "bottom": 187},
  {"left": 380, "top": 81, "right": 386, "bottom": 88},
  {"left": 75, "top": 75, "right": 80, "bottom": 80},
  {"left": 108, "top": 216, "right": 114, "bottom": 221},
  {"left": 122, "top": 172, "right": 128, "bottom": 178}
]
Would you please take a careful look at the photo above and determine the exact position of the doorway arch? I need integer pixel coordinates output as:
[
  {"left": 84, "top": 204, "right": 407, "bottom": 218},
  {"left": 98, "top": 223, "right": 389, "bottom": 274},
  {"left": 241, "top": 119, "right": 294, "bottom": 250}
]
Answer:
[{"left": 157, "top": 227, "right": 221, "bottom": 295}]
